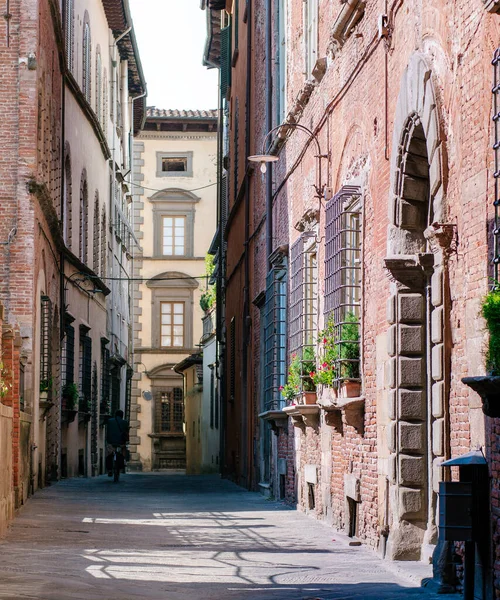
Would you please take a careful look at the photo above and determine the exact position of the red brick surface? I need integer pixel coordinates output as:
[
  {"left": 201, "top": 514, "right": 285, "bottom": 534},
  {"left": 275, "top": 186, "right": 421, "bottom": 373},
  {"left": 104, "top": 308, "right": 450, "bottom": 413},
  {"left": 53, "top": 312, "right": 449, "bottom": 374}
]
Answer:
[{"left": 223, "top": 0, "right": 500, "bottom": 589}]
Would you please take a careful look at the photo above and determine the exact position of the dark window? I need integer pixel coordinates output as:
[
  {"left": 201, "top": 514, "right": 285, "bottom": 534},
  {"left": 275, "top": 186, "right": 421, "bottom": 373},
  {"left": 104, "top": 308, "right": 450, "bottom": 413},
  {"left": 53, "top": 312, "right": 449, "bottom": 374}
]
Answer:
[
  {"left": 156, "top": 388, "right": 184, "bottom": 433},
  {"left": 220, "top": 24, "right": 232, "bottom": 98},
  {"left": 62, "top": 324, "right": 75, "bottom": 411},
  {"left": 93, "top": 193, "right": 100, "bottom": 274},
  {"left": 162, "top": 157, "right": 187, "bottom": 172},
  {"left": 40, "top": 296, "right": 52, "bottom": 395},
  {"left": 325, "top": 186, "right": 362, "bottom": 383},
  {"left": 80, "top": 176, "right": 88, "bottom": 263},
  {"left": 210, "top": 368, "right": 215, "bottom": 429},
  {"left": 263, "top": 255, "right": 287, "bottom": 411},
  {"left": 100, "top": 343, "right": 110, "bottom": 414},
  {"left": 79, "top": 332, "right": 92, "bottom": 413},
  {"left": 229, "top": 317, "right": 235, "bottom": 401}
]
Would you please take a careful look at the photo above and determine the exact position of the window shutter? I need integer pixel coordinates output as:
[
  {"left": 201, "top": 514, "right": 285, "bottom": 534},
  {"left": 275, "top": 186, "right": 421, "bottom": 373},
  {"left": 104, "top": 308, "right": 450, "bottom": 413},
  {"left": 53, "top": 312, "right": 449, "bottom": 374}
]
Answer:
[
  {"left": 65, "top": 324, "right": 75, "bottom": 385},
  {"left": 101, "top": 208, "right": 107, "bottom": 278},
  {"left": 93, "top": 196, "right": 100, "bottom": 274},
  {"left": 40, "top": 296, "right": 52, "bottom": 387},
  {"left": 220, "top": 173, "right": 228, "bottom": 230},
  {"left": 220, "top": 25, "right": 232, "bottom": 99},
  {"left": 81, "top": 335, "right": 92, "bottom": 412},
  {"left": 65, "top": 0, "right": 74, "bottom": 72},
  {"left": 100, "top": 343, "right": 110, "bottom": 413}
]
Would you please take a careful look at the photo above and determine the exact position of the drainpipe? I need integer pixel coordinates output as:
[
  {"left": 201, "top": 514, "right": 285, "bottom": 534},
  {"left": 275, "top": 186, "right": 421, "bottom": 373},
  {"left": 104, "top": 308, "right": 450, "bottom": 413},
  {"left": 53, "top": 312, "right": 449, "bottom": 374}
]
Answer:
[
  {"left": 59, "top": 0, "right": 68, "bottom": 480},
  {"left": 242, "top": 0, "right": 252, "bottom": 487},
  {"left": 265, "top": 0, "right": 273, "bottom": 269},
  {"left": 129, "top": 89, "right": 147, "bottom": 375}
]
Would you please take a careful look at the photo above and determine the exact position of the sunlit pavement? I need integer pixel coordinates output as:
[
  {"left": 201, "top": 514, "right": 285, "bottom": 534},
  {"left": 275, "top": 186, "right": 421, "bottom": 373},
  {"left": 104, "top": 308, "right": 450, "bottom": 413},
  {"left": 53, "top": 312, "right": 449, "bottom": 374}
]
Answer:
[{"left": 0, "top": 473, "right": 455, "bottom": 600}]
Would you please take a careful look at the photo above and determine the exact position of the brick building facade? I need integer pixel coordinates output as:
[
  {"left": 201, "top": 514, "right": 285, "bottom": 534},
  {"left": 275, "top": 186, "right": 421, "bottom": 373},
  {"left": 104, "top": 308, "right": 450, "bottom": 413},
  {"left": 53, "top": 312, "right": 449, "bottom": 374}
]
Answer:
[
  {"left": 0, "top": 0, "right": 145, "bottom": 534},
  {"left": 205, "top": 0, "right": 500, "bottom": 595}
]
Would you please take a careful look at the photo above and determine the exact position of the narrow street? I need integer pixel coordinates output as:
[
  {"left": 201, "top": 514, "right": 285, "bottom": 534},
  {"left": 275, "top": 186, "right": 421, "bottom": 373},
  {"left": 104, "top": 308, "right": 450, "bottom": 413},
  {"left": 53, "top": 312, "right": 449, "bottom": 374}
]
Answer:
[{"left": 0, "top": 473, "right": 449, "bottom": 600}]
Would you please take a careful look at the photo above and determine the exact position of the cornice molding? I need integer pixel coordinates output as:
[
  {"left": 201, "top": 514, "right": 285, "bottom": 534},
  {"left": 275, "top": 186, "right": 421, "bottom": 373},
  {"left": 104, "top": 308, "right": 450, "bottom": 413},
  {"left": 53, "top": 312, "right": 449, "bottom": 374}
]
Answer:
[{"left": 137, "top": 132, "right": 217, "bottom": 141}]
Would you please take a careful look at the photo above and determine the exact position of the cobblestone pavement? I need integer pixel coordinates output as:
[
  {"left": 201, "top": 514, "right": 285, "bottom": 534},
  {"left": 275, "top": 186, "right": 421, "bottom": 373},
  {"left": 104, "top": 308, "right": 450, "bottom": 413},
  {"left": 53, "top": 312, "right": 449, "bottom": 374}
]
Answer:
[{"left": 0, "top": 473, "right": 456, "bottom": 600}]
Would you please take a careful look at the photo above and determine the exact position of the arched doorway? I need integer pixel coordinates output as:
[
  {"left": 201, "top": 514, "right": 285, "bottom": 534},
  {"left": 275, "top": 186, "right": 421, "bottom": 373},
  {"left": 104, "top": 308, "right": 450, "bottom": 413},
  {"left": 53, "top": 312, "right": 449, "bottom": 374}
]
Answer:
[{"left": 384, "top": 53, "right": 449, "bottom": 562}]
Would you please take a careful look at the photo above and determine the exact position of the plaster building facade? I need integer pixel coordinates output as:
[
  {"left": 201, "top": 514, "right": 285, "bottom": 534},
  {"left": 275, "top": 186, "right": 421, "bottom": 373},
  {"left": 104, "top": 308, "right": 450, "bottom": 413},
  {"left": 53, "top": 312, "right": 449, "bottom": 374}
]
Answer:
[
  {"left": 0, "top": 0, "right": 145, "bottom": 536},
  {"left": 131, "top": 109, "right": 217, "bottom": 472},
  {"left": 204, "top": 0, "right": 500, "bottom": 595},
  {"left": 60, "top": 0, "right": 145, "bottom": 479}
]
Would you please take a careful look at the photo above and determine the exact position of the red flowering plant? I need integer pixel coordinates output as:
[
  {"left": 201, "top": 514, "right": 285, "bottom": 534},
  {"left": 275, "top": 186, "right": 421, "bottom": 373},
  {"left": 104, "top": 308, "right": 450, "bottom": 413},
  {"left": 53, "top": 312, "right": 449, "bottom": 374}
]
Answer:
[
  {"left": 311, "top": 314, "right": 338, "bottom": 387},
  {"left": 281, "top": 348, "right": 316, "bottom": 403}
]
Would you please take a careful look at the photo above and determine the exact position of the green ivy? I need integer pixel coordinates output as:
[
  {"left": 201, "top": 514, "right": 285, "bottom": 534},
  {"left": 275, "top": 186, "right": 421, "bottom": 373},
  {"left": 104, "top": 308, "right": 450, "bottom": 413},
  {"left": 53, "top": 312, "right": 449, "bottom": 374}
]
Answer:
[
  {"left": 62, "top": 382, "right": 79, "bottom": 410},
  {"left": 200, "top": 254, "right": 216, "bottom": 312},
  {"left": 482, "top": 289, "right": 500, "bottom": 376}
]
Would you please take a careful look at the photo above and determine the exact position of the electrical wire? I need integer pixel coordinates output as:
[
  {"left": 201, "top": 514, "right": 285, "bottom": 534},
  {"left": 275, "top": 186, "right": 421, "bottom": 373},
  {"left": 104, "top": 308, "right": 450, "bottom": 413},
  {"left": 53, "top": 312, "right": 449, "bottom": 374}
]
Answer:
[{"left": 127, "top": 179, "right": 217, "bottom": 194}]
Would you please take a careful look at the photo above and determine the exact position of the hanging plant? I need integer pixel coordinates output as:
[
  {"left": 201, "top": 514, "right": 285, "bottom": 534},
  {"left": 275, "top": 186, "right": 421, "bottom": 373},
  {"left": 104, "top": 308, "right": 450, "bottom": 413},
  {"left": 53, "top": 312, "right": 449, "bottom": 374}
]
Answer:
[{"left": 62, "top": 382, "right": 79, "bottom": 411}]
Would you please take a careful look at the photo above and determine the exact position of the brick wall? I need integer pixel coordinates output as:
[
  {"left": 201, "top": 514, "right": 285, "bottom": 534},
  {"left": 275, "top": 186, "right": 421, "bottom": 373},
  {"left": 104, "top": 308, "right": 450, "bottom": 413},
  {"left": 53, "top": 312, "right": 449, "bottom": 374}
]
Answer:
[{"left": 223, "top": 0, "right": 500, "bottom": 579}]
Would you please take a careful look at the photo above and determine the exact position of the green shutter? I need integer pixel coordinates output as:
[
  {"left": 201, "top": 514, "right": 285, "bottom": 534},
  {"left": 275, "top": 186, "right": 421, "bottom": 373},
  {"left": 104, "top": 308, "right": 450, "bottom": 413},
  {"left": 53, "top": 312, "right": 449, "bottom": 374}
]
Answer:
[{"left": 220, "top": 25, "right": 232, "bottom": 99}]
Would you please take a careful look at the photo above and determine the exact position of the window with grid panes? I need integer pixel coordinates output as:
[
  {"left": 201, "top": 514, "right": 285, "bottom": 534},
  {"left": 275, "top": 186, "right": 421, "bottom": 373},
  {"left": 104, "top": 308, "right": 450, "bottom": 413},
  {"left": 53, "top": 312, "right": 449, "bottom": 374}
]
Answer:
[
  {"left": 324, "top": 186, "right": 362, "bottom": 383},
  {"left": 263, "top": 254, "right": 287, "bottom": 411},
  {"left": 82, "top": 20, "right": 91, "bottom": 102},
  {"left": 160, "top": 302, "right": 184, "bottom": 348},
  {"left": 156, "top": 388, "right": 184, "bottom": 433},
  {"left": 40, "top": 296, "right": 52, "bottom": 393},
  {"left": 162, "top": 216, "right": 186, "bottom": 256},
  {"left": 65, "top": 0, "right": 74, "bottom": 73}
]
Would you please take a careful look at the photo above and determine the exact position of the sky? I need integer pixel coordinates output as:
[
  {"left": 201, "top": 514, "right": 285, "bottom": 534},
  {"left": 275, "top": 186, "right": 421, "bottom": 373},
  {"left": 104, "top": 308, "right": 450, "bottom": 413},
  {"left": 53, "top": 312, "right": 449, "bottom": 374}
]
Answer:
[{"left": 129, "top": 0, "right": 219, "bottom": 111}]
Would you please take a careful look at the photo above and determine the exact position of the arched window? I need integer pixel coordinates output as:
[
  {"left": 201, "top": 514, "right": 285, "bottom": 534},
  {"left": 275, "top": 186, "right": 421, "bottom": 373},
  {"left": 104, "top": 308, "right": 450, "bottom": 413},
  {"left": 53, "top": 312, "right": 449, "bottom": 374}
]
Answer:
[
  {"left": 102, "top": 68, "right": 108, "bottom": 132},
  {"left": 96, "top": 49, "right": 102, "bottom": 123},
  {"left": 63, "top": 148, "right": 72, "bottom": 249},
  {"left": 79, "top": 172, "right": 88, "bottom": 263},
  {"left": 65, "top": 0, "right": 74, "bottom": 72},
  {"left": 101, "top": 206, "right": 107, "bottom": 278},
  {"left": 93, "top": 192, "right": 100, "bottom": 274},
  {"left": 82, "top": 15, "right": 91, "bottom": 103}
]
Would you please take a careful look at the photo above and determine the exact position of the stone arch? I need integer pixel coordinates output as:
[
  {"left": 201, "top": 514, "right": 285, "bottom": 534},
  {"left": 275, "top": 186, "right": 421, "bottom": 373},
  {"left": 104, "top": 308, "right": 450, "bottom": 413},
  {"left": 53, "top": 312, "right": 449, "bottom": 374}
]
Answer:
[
  {"left": 335, "top": 124, "right": 368, "bottom": 190},
  {"left": 384, "top": 53, "right": 449, "bottom": 563},
  {"left": 388, "top": 52, "right": 444, "bottom": 257}
]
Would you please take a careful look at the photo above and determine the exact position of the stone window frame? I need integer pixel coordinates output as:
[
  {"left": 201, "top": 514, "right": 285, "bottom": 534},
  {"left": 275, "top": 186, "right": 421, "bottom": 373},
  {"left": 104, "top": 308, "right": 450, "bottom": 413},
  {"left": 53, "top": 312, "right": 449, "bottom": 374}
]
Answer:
[
  {"left": 147, "top": 272, "right": 199, "bottom": 351},
  {"left": 149, "top": 188, "right": 200, "bottom": 258},
  {"left": 156, "top": 151, "right": 194, "bottom": 178}
]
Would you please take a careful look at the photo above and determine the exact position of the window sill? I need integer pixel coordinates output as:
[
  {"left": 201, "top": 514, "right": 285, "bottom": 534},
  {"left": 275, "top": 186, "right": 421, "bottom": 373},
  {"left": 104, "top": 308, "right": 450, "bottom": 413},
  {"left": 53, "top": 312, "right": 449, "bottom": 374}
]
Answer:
[{"left": 148, "top": 432, "right": 185, "bottom": 438}]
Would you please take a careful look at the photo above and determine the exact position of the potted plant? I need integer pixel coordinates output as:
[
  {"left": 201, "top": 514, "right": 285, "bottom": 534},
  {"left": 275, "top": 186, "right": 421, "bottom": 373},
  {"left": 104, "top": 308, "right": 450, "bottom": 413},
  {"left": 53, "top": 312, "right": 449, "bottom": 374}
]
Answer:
[
  {"left": 40, "top": 377, "right": 52, "bottom": 401},
  {"left": 338, "top": 312, "right": 361, "bottom": 398},
  {"left": 280, "top": 347, "right": 317, "bottom": 405},
  {"left": 313, "top": 314, "right": 338, "bottom": 405},
  {"left": 463, "top": 287, "right": 500, "bottom": 416},
  {"left": 62, "top": 382, "right": 79, "bottom": 411}
]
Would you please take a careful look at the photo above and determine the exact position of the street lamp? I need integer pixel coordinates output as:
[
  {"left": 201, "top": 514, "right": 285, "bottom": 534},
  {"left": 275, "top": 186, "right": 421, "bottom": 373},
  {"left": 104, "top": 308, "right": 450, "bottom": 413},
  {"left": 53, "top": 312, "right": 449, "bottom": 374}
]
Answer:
[{"left": 248, "top": 122, "right": 328, "bottom": 198}]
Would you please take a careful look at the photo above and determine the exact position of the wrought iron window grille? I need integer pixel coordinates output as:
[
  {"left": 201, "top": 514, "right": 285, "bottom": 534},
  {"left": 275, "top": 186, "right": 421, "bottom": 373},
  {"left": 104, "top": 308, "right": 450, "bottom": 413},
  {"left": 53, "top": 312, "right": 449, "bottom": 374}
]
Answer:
[
  {"left": 324, "top": 186, "right": 362, "bottom": 386},
  {"left": 40, "top": 295, "right": 52, "bottom": 397},
  {"left": 289, "top": 232, "right": 318, "bottom": 399},
  {"left": 263, "top": 254, "right": 288, "bottom": 411},
  {"left": 492, "top": 48, "right": 500, "bottom": 282}
]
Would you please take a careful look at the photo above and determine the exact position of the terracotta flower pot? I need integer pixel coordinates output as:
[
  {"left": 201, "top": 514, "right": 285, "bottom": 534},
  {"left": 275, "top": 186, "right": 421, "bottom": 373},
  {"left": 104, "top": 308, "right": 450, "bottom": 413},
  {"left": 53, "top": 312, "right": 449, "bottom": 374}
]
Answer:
[
  {"left": 339, "top": 381, "right": 361, "bottom": 398},
  {"left": 300, "top": 391, "right": 317, "bottom": 405}
]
